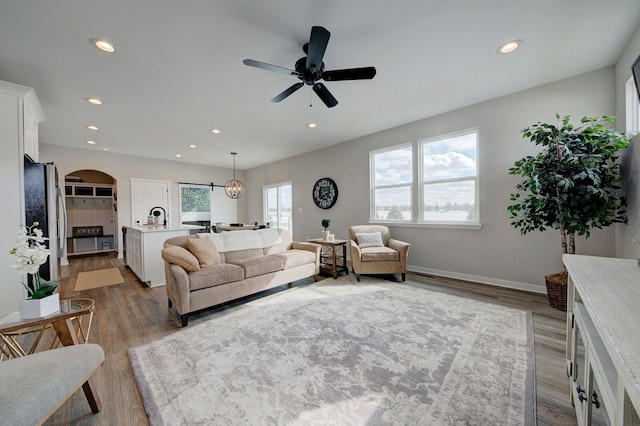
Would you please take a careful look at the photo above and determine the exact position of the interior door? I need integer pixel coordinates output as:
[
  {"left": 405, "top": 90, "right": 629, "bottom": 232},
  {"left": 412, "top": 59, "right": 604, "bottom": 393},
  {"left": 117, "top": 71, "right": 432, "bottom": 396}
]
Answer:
[{"left": 131, "top": 179, "right": 170, "bottom": 226}]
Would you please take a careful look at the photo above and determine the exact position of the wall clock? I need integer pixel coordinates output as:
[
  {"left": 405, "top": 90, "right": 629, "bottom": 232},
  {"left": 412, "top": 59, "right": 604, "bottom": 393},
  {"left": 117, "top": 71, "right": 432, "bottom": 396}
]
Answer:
[{"left": 312, "top": 177, "right": 338, "bottom": 209}]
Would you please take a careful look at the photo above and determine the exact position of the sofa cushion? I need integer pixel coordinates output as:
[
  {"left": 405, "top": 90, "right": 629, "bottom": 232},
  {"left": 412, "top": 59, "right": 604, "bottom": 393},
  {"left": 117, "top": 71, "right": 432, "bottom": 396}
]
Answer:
[
  {"left": 224, "top": 248, "right": 264, "bottom": 263},
  {"left": 161, "top": 246, "right": 200, "bottom": 272},
  {"left": 360, "top": 246, "right": 400, "bottom": 262},
  {"left": 273, "top": 249, "right": 316, "bottom": 269},
  {"left": 356, "top": 231, "right": 384, "bottom": 248},
  {"left": 187, "top": 237, "right": 220, "bottom": 267},
  {"left": 230, "top": 255, "right": 284, "bottom": 278},
  {"left": 188, "top": 263, "right": 245, "bottom": 291}
]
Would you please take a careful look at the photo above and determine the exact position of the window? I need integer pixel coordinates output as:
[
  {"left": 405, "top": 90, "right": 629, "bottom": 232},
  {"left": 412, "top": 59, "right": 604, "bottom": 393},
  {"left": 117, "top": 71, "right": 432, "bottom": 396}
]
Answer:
[
  {"left": 421, "top": 130, "right": 478, "bottom": 224},
  {"left": 371, "top": 145, "right": 413, "bottom": 221},
  {"left": 626, "top": 76, "right": 640, "bottom": 133},
  {"left": 370, "top": 129, "right": 479, "bottom": 226},
  {"left": 264, "top": 182, "right": 293, "bottom": 234}
]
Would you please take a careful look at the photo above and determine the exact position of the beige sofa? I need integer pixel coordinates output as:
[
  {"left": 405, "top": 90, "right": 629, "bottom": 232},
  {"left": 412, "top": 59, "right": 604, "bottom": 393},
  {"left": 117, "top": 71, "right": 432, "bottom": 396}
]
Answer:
[{"left": 162, "top": 228, "right": 320, "bottom": 326}]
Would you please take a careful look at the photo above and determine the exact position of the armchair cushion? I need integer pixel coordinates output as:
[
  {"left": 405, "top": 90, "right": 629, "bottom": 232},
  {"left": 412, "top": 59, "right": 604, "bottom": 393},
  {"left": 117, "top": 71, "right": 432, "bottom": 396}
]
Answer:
[
  {"left": 360, "top": 246, "right": 400, "bottom": 262},
  {"left": 355, "top": 231, "right": 384, "bottom": 248}
]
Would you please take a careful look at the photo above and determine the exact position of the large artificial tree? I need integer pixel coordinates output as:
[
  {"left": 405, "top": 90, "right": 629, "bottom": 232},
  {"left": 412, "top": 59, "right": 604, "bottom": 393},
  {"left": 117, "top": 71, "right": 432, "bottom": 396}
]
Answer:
[{"left": 507, "top": 114, "right": 630, "bottom": 308}]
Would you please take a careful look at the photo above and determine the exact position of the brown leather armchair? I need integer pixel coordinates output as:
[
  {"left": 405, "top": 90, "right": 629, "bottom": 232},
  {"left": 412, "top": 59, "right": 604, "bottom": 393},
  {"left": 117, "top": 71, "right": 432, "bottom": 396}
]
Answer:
[{"left": 349, "top": 225, "right": 410, "bottom": 282}]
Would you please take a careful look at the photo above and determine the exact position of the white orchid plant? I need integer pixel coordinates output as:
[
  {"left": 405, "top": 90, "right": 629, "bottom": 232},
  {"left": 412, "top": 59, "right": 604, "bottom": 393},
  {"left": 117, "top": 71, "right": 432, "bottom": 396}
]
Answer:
[{"left": 9, "top": 222, "right": 60, "bottom": 299}]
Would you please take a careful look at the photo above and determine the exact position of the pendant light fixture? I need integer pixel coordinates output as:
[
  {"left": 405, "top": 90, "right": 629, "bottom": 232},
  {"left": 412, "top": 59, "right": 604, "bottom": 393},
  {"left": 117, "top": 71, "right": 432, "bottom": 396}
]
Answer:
[{"left": 224, "top": 152, "right": 245, "bottom": 199}]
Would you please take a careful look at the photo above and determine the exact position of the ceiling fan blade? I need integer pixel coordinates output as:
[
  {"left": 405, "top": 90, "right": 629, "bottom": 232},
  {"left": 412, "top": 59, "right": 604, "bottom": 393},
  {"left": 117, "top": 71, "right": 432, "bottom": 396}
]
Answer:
[
  {"left": 313, "top": 83, "right": 338, "bottom": 108},
  {"left": 306, "top": 26, "right": 330, "bottom": 72},
  {"left": 243, "top": 59, "right": 298, "bottom": 76},
  {"left": 271, "top": 83, "right": 304, "bottom": 103},
  {"left": 323, "top": 67, "right": 377, "bottom": 81}
]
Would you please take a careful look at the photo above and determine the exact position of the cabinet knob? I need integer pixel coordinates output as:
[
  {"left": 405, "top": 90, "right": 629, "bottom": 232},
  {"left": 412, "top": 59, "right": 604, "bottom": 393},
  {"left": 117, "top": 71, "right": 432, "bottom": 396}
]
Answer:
[
  {"left": 591, "top": 390, "right": 601, "bottom": 409},
  {"left": 577, "top": 385, "right": 588, "bottom": 402}
]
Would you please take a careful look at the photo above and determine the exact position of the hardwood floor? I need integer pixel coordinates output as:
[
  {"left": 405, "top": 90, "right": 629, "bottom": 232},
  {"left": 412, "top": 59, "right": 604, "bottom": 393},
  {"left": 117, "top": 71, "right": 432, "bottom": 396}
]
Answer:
[{"left": 35, "top": 253, "right": 577, "bottom": 425}]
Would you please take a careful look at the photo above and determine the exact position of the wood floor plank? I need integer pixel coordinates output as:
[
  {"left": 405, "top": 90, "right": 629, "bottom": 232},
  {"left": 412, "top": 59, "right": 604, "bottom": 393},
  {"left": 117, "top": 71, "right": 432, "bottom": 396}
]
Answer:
[{"left": 32, "top": 254, "right": 578, "bottom": 425}]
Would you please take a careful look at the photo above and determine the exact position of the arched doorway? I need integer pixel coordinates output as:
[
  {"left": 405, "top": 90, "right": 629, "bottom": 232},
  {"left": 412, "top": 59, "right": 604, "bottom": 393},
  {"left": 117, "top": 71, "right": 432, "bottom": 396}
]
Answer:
[{"left": 64, "top": 170, "right": 118, "bottom": 259}]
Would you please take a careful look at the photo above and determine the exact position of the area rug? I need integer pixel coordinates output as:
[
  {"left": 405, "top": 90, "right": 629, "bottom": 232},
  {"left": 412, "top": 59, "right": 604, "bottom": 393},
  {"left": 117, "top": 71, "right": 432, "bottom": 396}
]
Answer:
[
  {"left": 128, "top": 276, "right": 535, "bottom": 425},
  {"left": 74, "top": 267, "right": 124, "bottom": 291}
]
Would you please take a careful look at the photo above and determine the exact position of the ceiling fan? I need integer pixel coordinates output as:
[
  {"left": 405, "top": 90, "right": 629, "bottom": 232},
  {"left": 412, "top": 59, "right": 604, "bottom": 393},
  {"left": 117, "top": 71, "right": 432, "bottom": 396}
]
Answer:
[{"left": 243, "top": 26, "right": 376, "bottom": 108}]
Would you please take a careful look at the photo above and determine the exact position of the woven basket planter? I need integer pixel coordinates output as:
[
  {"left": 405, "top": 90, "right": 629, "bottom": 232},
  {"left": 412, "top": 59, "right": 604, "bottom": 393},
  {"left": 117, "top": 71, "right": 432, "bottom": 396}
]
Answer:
[{"left": 545, "top": 271, "right": 568, "bottom": 312}]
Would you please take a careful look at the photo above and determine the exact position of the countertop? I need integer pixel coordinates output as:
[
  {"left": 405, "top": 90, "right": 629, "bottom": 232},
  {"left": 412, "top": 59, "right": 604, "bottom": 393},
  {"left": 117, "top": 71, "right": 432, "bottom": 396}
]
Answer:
[{"left": 123, "top": 225, "right": 206, "bottom": 233}]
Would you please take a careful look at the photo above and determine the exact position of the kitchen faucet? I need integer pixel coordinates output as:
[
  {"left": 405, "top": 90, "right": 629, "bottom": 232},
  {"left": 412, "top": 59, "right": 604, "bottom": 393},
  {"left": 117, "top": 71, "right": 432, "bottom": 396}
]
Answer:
[{"left": 149, "top": 206, "right": 167, "bottom": 226}]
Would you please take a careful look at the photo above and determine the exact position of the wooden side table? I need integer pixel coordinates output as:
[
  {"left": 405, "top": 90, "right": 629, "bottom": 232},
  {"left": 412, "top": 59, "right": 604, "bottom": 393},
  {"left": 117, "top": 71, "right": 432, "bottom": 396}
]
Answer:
[{"left": 308, "top": 238, "right": 349, "bottom": 279}]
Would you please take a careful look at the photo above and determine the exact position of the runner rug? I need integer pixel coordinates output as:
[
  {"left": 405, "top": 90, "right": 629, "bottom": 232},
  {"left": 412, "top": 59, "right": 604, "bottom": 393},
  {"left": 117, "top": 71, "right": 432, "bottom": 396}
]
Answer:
[
  {"left": 128, "top": 276, "right": 536, "bottom": 425},
  {"left": 74, "top": 267, "right": 124, "bottom": 291}
]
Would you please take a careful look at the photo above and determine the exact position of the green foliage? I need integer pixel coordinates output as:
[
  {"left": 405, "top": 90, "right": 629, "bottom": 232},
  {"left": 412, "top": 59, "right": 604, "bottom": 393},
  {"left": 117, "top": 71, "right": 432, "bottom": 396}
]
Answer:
[
  {"left": 507, "top": 114, "right": 630, "bottom": 254},
  {"left": 321, "top": 218, "right": 331, "bottom": 230}
]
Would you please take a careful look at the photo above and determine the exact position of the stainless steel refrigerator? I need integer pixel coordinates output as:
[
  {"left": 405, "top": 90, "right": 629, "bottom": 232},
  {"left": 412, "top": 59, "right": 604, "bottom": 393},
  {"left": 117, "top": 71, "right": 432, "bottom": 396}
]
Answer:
[{"left": 23, "top": 158, "right": 66, "bottom": 282}]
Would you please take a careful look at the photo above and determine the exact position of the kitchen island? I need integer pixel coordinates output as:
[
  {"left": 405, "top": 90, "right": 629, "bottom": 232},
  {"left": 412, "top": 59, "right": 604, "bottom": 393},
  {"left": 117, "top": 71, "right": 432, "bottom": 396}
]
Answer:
[{"left": 123, "top": 225, "right": 206, "bottom": 287}]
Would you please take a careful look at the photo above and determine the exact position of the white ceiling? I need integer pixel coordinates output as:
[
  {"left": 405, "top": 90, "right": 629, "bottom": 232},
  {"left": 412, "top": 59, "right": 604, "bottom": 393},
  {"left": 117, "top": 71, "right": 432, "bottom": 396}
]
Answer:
[{"left": 1, "top": 1, "right": 639, "bottom": 170}]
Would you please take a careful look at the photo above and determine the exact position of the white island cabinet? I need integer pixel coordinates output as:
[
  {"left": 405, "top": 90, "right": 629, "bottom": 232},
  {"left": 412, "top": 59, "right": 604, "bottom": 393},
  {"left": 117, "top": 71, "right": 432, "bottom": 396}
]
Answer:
[
  {"left": 124, "top": 225, "right": 204, "bottom": 287},
  {"left": 564, "top": 254, "right": 640, "bottom": 426}
]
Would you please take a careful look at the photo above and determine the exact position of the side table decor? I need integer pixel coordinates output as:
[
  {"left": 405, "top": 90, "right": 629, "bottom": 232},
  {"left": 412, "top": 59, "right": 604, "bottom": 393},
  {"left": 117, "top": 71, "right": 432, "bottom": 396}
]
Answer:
[{"left": 9, "top": 222, "right": 60, "bottom": 319}]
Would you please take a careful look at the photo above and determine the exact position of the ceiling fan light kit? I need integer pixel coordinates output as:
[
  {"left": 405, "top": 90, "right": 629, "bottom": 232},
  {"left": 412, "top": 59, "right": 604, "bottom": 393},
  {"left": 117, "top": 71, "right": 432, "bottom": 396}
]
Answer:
[{"left": 243, "top": 26, "right": 376, "bottom": 108}]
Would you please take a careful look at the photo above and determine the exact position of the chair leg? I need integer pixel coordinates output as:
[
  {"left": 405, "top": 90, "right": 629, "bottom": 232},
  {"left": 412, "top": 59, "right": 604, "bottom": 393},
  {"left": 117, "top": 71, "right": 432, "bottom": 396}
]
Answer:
[
  {"left": 402, "top": 273, "right": 406, "bottom": 281},
  {"left": 180, "top": 314, "right": 189, "bottom": 327},
  {"left": 355, "top": 273, "right": 360, "bottom": 282},
  {"left": 168, "top": 298, "right": 173, "bottom": 308}
]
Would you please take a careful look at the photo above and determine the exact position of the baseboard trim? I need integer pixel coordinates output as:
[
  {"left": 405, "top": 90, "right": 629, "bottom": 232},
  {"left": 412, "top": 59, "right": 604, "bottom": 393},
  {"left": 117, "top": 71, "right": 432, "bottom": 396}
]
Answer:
[{"left": 407, "top": 265, "right": 546, "bottom": 294}]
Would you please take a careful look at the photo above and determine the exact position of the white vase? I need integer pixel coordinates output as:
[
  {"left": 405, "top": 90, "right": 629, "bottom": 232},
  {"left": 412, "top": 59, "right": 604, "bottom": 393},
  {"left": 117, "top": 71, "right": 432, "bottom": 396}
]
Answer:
[
  {"left": 322, "top": 230, "right": 330, "bottom": 240},
  {"left": 19, "top": 293, "right": 60, "bottom": 319}
]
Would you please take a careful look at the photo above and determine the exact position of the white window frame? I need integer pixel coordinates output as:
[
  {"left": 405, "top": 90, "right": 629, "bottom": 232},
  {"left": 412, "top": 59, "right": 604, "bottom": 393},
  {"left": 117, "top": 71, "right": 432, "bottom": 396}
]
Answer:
[
  {"left": 369, "top": 129, "right": 481, "bottom": 229},
  {"left": 418, "top": 128, "right": 479, "bottom": 226},
  {"left": 626, "top": 76, "right": 640, "bottom": 133},
  {"left": 370, "top": 143, "right": 413, "bottom": 223},
  {"left": 263, "top": 181, "right": 293, "bottom": 235}
]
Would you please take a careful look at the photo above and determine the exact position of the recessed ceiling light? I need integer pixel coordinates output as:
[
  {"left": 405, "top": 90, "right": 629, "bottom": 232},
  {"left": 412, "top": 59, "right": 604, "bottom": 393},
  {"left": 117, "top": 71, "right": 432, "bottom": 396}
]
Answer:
[
  {"left": 211, "top": 129, "right": 221, "bottom": 134},
  {"left": 498, "top": 40, "right": 522, "bottom": 54},
  {"left": 307, "top": 123, "right": 317, "bottom": 128},
  {"left": 103, "top": 148, "right": 110, "bottom": 151},
  {"left": 175, "top": 154, "right": 182, "bottom": 158},
  {"left": 188, "top": 144, "right": 197, "bottom": 149},
  {"left": 86, "top": 98, "right": 102, "bottom": 105},
  {"left": 86, "top": 125, "right": 98, "bottom": 130},
  {"left": 86, "top": 140, "right": 96, "bottom": 145},
  {"left": 91, "top": 38, "right": 116, "bottom": 53}
]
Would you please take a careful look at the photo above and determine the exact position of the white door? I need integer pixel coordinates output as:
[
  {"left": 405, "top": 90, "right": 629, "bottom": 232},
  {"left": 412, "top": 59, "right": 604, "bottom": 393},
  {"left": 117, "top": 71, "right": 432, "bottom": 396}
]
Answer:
[{"left": 131, "top": 179, "right": 170, "bottom": 226}]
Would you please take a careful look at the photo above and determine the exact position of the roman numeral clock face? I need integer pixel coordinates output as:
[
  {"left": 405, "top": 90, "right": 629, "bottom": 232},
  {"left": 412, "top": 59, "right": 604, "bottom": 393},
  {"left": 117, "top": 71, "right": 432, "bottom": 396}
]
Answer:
[{"left": 313, "top": 178, "right": 338, "bottom": 209}]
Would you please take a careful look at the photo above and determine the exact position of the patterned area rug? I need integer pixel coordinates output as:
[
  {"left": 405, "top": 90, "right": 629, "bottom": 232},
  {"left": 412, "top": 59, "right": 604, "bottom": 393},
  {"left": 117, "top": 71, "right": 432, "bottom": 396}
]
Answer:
[{"left": 128, "top": 276, "right": 535, "bottom": 425}]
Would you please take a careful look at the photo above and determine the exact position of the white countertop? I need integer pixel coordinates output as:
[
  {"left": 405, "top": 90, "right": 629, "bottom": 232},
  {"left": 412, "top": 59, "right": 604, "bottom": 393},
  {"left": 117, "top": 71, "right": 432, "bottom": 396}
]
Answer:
[{"left": 124, "top": 225, "right": 206, "bottom": 233}]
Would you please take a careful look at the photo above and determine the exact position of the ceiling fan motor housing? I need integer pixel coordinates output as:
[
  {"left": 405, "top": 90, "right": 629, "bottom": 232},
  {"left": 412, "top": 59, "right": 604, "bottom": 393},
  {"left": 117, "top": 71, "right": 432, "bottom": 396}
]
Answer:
[{"left": 295, "top": 57, "right": 324, "bottom": 85}]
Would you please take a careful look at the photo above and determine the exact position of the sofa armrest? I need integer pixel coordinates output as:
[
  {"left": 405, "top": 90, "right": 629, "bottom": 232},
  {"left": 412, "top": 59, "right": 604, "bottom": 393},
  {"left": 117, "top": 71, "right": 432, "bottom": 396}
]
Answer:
[
  {"left": 291, "top": 241, "right": 321, "bottom": 269},
  {"left": 165, "top": 263, "right": 191, "bottom": 315}
]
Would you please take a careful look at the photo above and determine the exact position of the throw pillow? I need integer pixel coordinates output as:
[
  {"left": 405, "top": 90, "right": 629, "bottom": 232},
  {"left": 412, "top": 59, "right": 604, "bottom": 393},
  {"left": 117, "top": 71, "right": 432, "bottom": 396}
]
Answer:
[
  {"left": 356, "top": 231, "right": 384, "bottom": 248},
  {"left": 187, "top": 237, "right": 221, "bottom": 267},
  {"left": 161, "top": 246, "right": 200, "bottom": 272}
]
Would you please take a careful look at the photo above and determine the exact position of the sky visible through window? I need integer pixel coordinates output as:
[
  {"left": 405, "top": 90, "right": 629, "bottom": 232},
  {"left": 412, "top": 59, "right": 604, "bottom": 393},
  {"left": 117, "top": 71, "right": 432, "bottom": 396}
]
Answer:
[{"left": 373, "top": 131, "right": 477, "bottom": 222}]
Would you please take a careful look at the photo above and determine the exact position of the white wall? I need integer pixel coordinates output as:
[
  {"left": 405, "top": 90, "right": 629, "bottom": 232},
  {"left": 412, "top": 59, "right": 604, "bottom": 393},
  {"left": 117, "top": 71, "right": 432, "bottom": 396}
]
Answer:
[
  {"left": 616, "top": 24, "right": 640, "bottom": 260},
  {"left": 246, "top": 67, "right": 618, "bottom": 293},
  {"left": 38, "top": 144, "right": 245, "bottom": 258}
]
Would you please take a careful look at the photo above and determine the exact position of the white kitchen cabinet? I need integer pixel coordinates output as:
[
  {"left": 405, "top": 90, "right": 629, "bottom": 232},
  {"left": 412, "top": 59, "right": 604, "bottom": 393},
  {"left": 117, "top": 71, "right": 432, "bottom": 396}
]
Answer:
[
  {"left": 124, "top": 226, "right": 199, "bottom": 287},
  {"left": 0, "top": 80, "right": 44, "bottom": 316}
]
